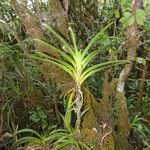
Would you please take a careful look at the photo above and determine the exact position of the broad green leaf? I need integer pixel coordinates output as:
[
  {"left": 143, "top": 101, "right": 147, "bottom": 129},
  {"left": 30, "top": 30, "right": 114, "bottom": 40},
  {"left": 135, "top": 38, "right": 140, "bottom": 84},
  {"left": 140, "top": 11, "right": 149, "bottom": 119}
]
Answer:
[
  {"left": 136, "top": 9, "right": 146, "bottom": 25},
  {"left": 114, "top": 10, "right": 120, "bottom": 18},
  {"left": 128, "top": 16, "right": 135, "bottom": 26},
  {"left": 30, "top": 114, "right": 40, "bottom": 122},
  {"left": 124, "top": 12, "right": 131, "bottom": 17},
  {"left": 37, "top": 111, "right": 47, "bottom": 119},
  {"left": 145, "top": 5, "right": 150, "bottom": 16},
  {"left": 120, "top": 12, "right": 132, "bottom": 27}
]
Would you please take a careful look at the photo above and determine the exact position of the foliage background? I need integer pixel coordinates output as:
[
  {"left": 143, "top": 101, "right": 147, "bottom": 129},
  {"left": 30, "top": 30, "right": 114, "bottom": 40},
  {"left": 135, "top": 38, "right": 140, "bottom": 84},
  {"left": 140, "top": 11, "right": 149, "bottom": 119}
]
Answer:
[{"left": 0, "top": 0, "right": 150, "bottom": 150}]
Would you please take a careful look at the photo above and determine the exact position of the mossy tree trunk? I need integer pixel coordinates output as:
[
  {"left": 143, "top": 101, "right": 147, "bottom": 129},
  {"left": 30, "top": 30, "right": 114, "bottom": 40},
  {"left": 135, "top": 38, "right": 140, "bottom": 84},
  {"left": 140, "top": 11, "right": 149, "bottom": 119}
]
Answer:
[
  {"left": 11, "top": 0, "right": 73, "bottom": 127},
  {"left": 82, "top": 0, "right": 143, "bottom": 149},
  {"left": 48, "top": 0, "right": 70, "bottom": 40},
  {"left": 115, "top": 0, "right": 142, "bottom": 141},
  {"left": 11, "top": 0, "right": 72, "bottom": 92},
  {"left": 11, "top": 0, "right": 43, "bottom": 39}
]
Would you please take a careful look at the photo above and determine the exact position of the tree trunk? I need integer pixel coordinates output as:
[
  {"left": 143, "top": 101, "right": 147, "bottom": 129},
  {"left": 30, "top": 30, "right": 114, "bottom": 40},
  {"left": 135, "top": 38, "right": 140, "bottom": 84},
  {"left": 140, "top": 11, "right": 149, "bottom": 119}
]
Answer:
[
  {"left": 11, "top": 0, "right": 73, "bottom": 94},
  {"left": 48, "top": 0, "right": 70, "bottom": 40},
  {"left": 11, "top": 0, "right": 43, "bottom": 39},
  {"left": 82, "top": 0, "right": 143, "bottom": 149},
  {"left": 116, "top": 0, "right": 142, "bottom": 137}
]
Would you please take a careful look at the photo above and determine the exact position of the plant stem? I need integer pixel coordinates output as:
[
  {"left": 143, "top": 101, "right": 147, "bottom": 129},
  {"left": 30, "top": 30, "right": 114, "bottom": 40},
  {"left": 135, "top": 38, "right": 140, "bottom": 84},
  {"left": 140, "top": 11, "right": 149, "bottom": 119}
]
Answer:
[{"left": 75, "top": 84, "right": 83, "bottom": 137}]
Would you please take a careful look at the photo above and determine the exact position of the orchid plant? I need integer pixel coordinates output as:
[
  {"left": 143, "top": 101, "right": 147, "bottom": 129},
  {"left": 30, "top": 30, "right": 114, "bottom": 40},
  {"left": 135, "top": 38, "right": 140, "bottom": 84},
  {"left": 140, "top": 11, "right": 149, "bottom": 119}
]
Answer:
[{"left": 32, "top": 23, "right": 129, "bottom": 135}]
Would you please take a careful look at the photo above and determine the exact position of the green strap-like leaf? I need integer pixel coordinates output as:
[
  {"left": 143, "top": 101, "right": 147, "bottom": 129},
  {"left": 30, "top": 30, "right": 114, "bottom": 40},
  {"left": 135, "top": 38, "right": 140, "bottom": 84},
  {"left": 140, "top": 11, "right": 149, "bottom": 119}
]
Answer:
[
  {"left": 64, "top": 91, "right": 74, "bottom": 129},
  {"left": 82, "top": 60, "right": 128, "bottom": 76},
  {"left": 16, "top": 128, "right": 42, "bottom": 139},
  {"left": 80, "top": 60, "right": 129, "bottom": 84},
  {"left": 34, "top": 39, "right": 76, "bottom": 67},
  {"left": 68, "top": 27, "right": 78, "bottom": 53},
  {"left": 12, "top": 137, "right": 41, "bottom": 148},
  {"left": 45, "top": 132, "right": 68, "bottom": 142},
  {"left": 53, "top": 140, "right": 75, "bottom": 150},
  {"left": 43, "top": 24, "right": 75, "bottom": 56},
  {"left": 32, "top": 55, "right": 75, "bottom": 80},
  {"left": 82, "top": 50, "right": 100, "bottom": 69},
  {"left": 82, "top": 22, "right": 113, "bottom": 57},
  {"left": 53, "top": 141, "right": 77, "bottom": 150},
  {"left": 53, "top": 136, "right": 77, "bottom": 150},
  {"left": 33, "top": 51, "right": 75, "bottom": 74},
  {"left": 50, "top": 129, "right": 69, "bottom": 134}
]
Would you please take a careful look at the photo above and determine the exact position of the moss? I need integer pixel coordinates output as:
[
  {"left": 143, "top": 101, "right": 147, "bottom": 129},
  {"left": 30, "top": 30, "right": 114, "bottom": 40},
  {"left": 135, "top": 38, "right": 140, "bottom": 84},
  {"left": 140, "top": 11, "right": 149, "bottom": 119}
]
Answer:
[
  {"left": 81, "top": 128, "right": 114, "bottom": 150},
  {"left": 95, "top": 79, "right": 117, "bottom": 150},
  {"left": 25, "top": 87, "right": 44, "bottom": 107},
  {"left": 82, "top": 110, "right": 98, "bottom": 129},
  {"left": 115, "top": 92, "right": 130, "bottom": 138},
  {"left": 114, "top": 133, "right": 131, "bottom": 150},
  {"left": 41, "top": 62, "right": 74, "bottom": 94},
  {"left": 24, "top": 143, "right": 44, "bottom": 150},
  {"left": 81, "top": 128, "right": 97, "bottom": 147},
  {"left": 82, "top": 86, "right": 115, "bottom": 150},
  {"left": 113, "top": 91, "right": 131, "bottom": 150},
  {"left": 82, "top": 87, "right": 99, "bottom": 129}
]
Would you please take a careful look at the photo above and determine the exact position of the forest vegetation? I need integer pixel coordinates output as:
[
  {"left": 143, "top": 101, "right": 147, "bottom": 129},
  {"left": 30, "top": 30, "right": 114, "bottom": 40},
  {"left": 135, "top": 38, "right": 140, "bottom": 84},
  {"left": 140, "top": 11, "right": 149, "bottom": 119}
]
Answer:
[{"left": 0, "top": 0, "right": 150, "bottom": 150}]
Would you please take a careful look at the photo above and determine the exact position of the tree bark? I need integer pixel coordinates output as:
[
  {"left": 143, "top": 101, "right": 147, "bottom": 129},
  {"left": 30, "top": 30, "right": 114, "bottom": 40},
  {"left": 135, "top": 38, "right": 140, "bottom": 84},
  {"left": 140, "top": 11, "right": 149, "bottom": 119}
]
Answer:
[
  {"left": 11, "top": 0, "right": 73, "bottom": 93},
  {"left": 110, "top": 1, "right": 143, "bottom": 149},
  {"left": 11, "top": 0, "right": 43, "bottom": 39},
  {"left": 138, "top": 51, "right": 150, "bottom": 106},
  {"left": 92, "top": 0, "right": 143, "bottom": 149},
  {"left": 48, "top": 0, "right": 70, "bottom": 40},
  {"left": 116, "top": 0, "right": 142, "bottom": 138}
]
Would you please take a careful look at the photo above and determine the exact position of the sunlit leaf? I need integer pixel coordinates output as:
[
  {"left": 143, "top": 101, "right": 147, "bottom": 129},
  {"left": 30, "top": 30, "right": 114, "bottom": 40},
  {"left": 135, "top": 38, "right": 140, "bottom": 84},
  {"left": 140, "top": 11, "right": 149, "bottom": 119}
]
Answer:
[
  {"left": 136, "top": 9, "right": 146, "bottom": 25},
  {"left": 128, "top": 16, "right": 135, "bottom": 26}
]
